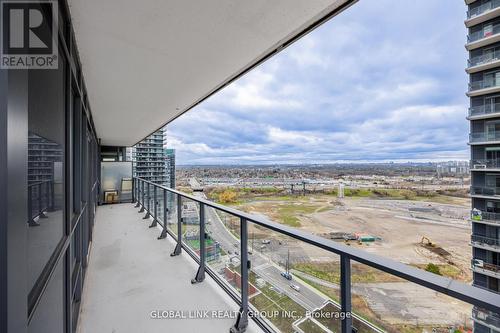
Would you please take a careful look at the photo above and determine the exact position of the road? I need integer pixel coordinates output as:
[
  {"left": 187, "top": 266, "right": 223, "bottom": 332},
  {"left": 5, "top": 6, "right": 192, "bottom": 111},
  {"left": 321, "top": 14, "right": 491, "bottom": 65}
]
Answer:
[{"left": 192, "top": 192, "right": 325, "bottom": 311}]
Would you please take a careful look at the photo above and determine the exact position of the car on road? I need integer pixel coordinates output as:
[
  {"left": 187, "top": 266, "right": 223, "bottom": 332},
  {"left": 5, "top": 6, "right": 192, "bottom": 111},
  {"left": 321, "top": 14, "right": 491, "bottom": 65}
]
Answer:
[
  {"left": 290, "top": 284, "right": 300, "bottom": 292},
  {"left": 261, "top": 239, "right": 270, "bottom": 244},
  {"left": 281, "top": 272, "right": 292, "bottom": 280}
]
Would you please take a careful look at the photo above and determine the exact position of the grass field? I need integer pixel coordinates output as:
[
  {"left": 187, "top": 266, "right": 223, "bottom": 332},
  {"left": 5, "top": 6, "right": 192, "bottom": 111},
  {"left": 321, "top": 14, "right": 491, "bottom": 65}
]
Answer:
[{"left": 292, "top": 262, "right": 402, "bottom": 284}]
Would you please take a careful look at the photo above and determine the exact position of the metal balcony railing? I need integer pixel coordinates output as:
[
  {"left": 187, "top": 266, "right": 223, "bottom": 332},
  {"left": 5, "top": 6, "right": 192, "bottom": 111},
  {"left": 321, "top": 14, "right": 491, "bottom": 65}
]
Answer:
[
  {"left": 469, "top": 103, "right": 500, "bottom": 117},
  {"left": 472, "top": 210, "right": 500, "bottom": 225},
  {"left": 470, "top": 186, "right": 500, "bottom": 196},
  {"left": 132, "top": 177, "right": 500, "bottom": 333},
  {"left": 469, "top": 50, "right": 500, "bottom": 68},
  {"left": 469, "top": 132, "right": 500, "bottom": 143},
  {"left": 471, "top": 234, "right": 500, "bottom": 248},
  {"left": 468, "top": 24, "right": 500, "bottom": 43},
  {"left": 471, "top": 259, "right": 500, "bottom": 277},
  {"left": 27, "top": 180, "right": 54, "bottom": 227},
  {"left": 473, "top": 307, "right": 500, "bottom": 328},
  {"left": 471, "top": 159, "right": 500, "bottom": 169},
  {"left": 469, "top": 78, "right": 500, "bottom": 91},
  {"left": 467, "top": 0, "right": 500, "bottom": 18}
]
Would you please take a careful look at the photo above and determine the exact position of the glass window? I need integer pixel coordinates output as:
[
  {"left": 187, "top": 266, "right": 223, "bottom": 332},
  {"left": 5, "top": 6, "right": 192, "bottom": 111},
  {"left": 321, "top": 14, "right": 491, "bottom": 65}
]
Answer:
[
  {"left": 28, "top": 259, "right": 65, "bottom": 333},
  {"left": 27, "top": 46, "right": 66, "bottom": 290}
]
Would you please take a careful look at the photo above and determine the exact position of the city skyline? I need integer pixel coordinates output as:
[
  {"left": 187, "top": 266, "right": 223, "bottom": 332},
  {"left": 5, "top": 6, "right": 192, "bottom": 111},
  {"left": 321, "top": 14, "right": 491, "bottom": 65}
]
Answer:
[{"left": 167, "top": 0, "right": 468, "bottom": 165}]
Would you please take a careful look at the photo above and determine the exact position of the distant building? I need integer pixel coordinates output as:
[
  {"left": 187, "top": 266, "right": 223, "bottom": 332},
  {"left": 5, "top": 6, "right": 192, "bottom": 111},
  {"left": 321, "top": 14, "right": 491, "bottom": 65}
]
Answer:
[
  {"left": 465, "top": 1, "right": 500, "bottom": 331},
  {"left": 164, "top": 148, "right": 176, "bottom": 189},
  {"left": 436, "top": 161, "right": 469, "bottom": 177},
  {"left": 132, "top": 129, "right": 168, "bottom": 185}
]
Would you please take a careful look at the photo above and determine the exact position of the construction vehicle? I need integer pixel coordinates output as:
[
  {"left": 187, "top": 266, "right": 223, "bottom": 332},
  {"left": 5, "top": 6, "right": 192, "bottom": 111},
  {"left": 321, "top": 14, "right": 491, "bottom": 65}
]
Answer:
[{"left": 420, "top": 236, "right": 435, "bottom": 247}]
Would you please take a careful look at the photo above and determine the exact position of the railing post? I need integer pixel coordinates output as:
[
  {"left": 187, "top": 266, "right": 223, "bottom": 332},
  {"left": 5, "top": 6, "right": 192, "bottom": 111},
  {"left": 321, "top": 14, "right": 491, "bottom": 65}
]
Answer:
[
  {"left": 171, "top": 193, "right": 182, "bottom": 256},
  {"left": 231, "top": 217, "right": 249, "bottom": 333},
  {"left": 38, "top": 183, "right": 48, "bottom": 219},
  {"left": 340, "top": 254, "right": 353, "bottom": 333},
  {"left": 47, "top": 180, "right": 55, "bottom": 212},
  {"left": 134, "top": 178, "right": 141, "bottom": 207},
  {"left": 149, "top": 185, "right": 158, "bottom": 228},
  {"left": 158, "top": 189, "right": 168, "bottom": 240},
  {"left": 131, "top": 177, "right": 135, "bottom": 204},
  {"left": 28, "top": 186, "right": 39, "bottom": 227},
  {"left": 138, "top": 180, "right": 145, "bottom": 213},
  {"left": 191, "top": 202, "right": 206, "bottom": 284},
  {"left": 143, "top": 182, "right": 151, "bottom": 219}
]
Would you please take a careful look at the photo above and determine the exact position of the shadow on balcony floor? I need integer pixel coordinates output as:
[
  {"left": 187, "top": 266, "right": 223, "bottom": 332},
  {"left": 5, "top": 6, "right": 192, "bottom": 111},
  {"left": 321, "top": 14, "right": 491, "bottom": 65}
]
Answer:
[{"left": 77, "top": 203, "right": 260, "bottom": 333}]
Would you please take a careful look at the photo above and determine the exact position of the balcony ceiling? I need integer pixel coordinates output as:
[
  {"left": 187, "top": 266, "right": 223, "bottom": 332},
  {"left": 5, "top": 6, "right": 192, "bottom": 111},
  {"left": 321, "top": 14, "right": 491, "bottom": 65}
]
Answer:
[{"left": 68, "top": 0, "right": 356, "bottom": 146}]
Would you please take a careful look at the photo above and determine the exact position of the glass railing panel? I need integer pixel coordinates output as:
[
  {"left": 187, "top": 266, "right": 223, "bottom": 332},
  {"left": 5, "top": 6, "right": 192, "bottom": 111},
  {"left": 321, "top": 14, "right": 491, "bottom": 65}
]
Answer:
[
  {"left": 182, "top": 197, "right": 201, "bottom": 255},
  {"left": 350, "top": 260, "right": 474, "bottom": 333},
  {"left": 471, "top": 234, "right": 500, "bottom": 247},
  {"left": 203, "top": 207, "right": 242, "bottom": 298},
  {"left": 469, "top": 132, "right": 500, "bottom": 142},
  {"left": 469, "top": 79, "right": 500, "bottom": 91},
  {"left": 471, "top": 159, "right": 500, "bottom": 168},
  {"left": 473, "top": 307, "right": 500, "bottom": 329},
  {"left": 244, "top": 224, "right": 343, "bottom": 333},
  {"left": 467, "top": 0, "right": 500, "bottom": 18},
  {"left": 165, "top": 190, "right": 177, "bottom": 237},
  {"left": 469, "top": 50, "right": 500, "bottom": 67},
  {"left": 470, "top": 186, "right": 500, "bottom": 196},
  {"left": 468, "top": 24, "right": 500, "bottom": 43}
]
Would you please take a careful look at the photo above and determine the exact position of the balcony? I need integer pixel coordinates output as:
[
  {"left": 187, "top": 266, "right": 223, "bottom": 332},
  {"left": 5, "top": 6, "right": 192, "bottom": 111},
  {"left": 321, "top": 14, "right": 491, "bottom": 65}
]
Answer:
[
  {"left": 469, "top": 132, "right": 500, "bottom": 144},
  {"left": 467, "top": 25, "right": 500, "bottom": 50},
  {"left": 467, "top": 78, "right": 500, "bottom": 96},
  {"left": 467, "top": 50, "right": 500, "bottom": 74},
  {"left": 75, "top": 177, "right": 500, "bottom": 332},
  {"left": 471, "top": 259, "right": 500, "bottom": 279},
  {"left": 77, "top": 203, "right": 261, "bottom": 333},
  {"left": 468, "top": 103, "right": 500, "bottom": 119},
  {"left": 471, "top": 234, "right": 500, "bottom": 252},
  {"left": 471, "top": 209, "right": 500, "bottom": 226},
  {"left": 466, "top": 0, "right": 500, "bottom": 27},
  {"left": 471, "top": 158, "right": 500, "bottom": 169},
  {"left": 472, "top": 307, "right": 500, "bottom": 331},
  {"left": 470, "top": 186, "right": 500, "bottom": 199}
]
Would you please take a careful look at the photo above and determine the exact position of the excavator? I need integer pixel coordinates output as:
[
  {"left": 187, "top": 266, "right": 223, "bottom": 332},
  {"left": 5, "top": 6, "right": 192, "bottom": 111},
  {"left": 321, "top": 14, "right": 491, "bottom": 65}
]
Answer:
[{"left": 420, "top": 236, "right": 435, "bottom": 247}]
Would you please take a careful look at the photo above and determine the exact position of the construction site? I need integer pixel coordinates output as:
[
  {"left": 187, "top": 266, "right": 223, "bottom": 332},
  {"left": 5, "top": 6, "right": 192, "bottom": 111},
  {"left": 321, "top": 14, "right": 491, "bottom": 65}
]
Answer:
[{"left": 199, "top": 181, "right": 473, "bottom": 333}]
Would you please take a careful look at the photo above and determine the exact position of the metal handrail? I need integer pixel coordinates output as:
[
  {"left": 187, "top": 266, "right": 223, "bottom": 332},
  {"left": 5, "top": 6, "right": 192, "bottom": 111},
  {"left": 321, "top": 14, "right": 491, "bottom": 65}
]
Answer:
[
  {"left": 469, "top": 132, "right": 500, "bottom": 142},
  {"left": 471, "top": 234, "right": 500, "bottom": 247},
  {"left": 469, "top": 78, "right": 500, "bottom": 91},
  {"left": 132, "top": 177, "right": 500, "bottom": 333},
  {"left": 469, "top": 103, "right": 500, "bottom": 116},
  {"left": 473, "top": 307, "right": 500, "bottom": 328},
  {"left": 480, "top": 211, "right": 500, "bottom": 221},
  {"left": 471, "top": 259, "right": 500, "bottom": 273},
  {"left": 467, "top": 0, "right": 500, "bottom": 18},
  {"left": 470, "top": 158, "right": 500, "bottom": 168},
  {"left": 468, "top": 24, "right": 500, "bottom": 43},
  {"left": 470, "top": 185, "right": 500, "bottom": 196}
]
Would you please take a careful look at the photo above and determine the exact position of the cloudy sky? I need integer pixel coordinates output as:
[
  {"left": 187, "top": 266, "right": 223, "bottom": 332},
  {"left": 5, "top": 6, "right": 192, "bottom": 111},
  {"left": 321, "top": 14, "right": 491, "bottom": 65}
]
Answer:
[{"left": 167, "top": 0, "right": 468, "bottom": 165}]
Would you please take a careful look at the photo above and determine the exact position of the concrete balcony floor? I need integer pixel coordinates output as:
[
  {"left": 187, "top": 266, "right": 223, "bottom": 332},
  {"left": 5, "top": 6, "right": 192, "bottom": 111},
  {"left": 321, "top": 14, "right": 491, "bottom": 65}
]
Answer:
[{"left": 77, "top": 203, "right": 260, "bottom": 333}]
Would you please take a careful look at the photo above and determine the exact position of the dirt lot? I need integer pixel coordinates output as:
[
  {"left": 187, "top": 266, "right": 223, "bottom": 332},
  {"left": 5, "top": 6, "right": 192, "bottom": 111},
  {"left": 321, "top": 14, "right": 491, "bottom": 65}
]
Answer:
[{"left": 237, "top": 195, "right": 472, "bottom": 282}]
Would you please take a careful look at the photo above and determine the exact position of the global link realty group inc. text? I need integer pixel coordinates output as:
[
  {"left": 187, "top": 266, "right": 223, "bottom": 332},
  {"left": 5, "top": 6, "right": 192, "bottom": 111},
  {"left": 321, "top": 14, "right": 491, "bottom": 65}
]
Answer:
[{"left": 150, "top": 309, "right": 352, "bottom": 321}]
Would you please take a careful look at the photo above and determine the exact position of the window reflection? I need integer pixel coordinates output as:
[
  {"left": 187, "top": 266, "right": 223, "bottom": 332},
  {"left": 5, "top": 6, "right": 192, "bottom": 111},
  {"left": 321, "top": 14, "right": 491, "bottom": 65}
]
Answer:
[{"left": 27, "top": 50, "right": 65, "bottom": 291}]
